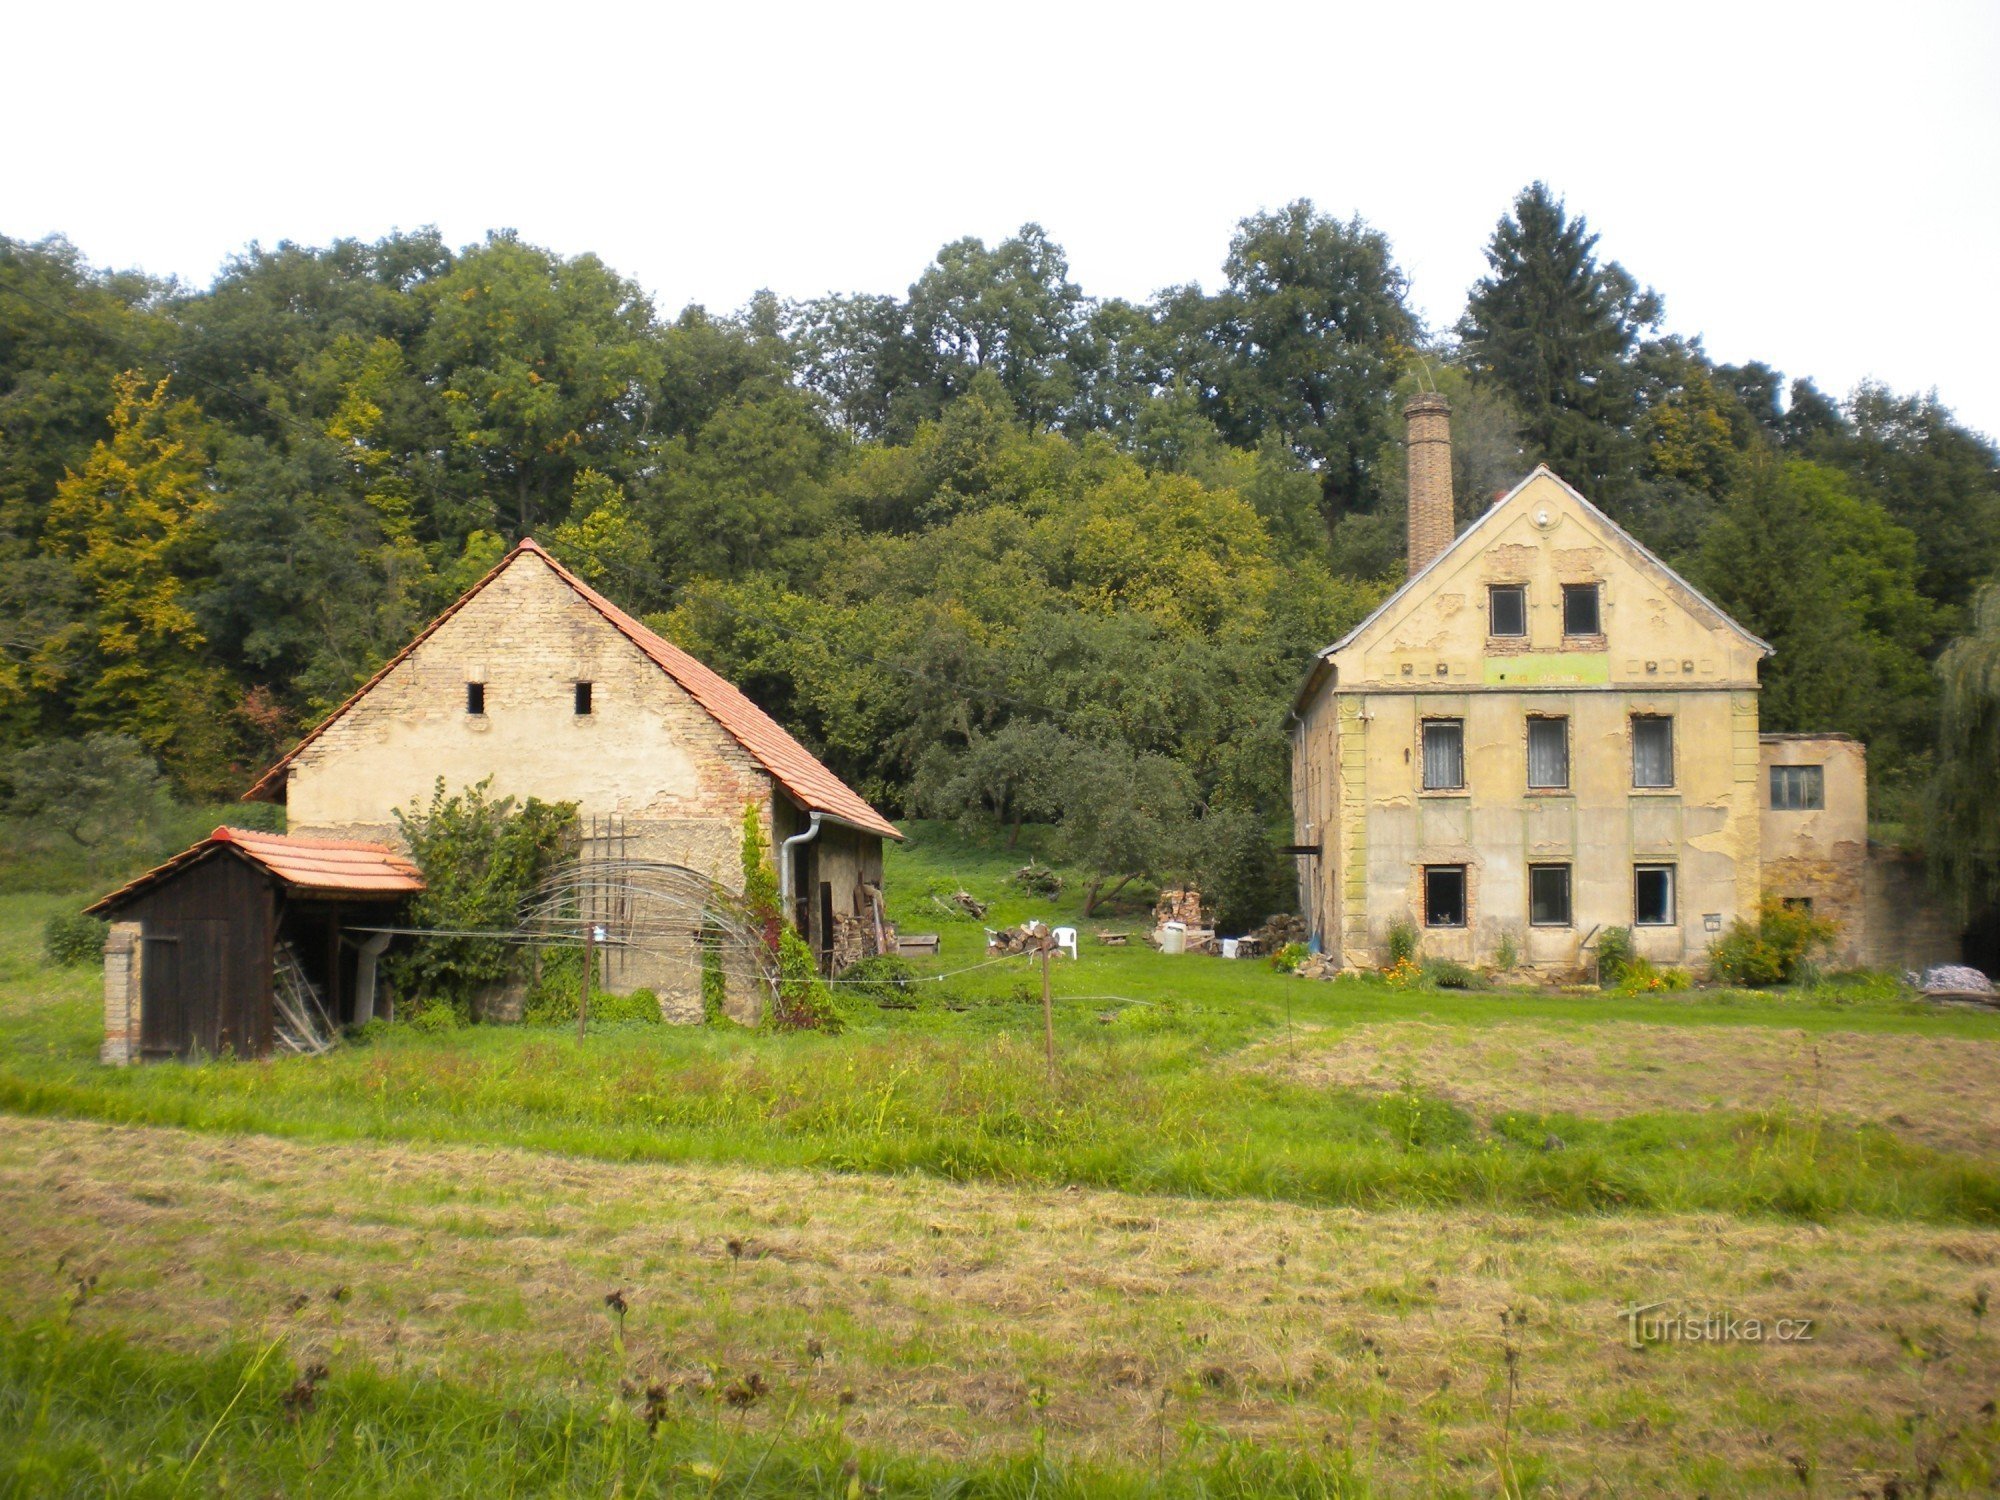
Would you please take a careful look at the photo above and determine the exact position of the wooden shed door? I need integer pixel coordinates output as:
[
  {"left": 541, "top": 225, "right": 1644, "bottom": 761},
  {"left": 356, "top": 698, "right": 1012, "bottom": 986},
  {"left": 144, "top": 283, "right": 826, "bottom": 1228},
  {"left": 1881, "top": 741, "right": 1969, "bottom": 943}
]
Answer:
[{"left": 141, "top": 920, "right": 227, "bottom": 1059}]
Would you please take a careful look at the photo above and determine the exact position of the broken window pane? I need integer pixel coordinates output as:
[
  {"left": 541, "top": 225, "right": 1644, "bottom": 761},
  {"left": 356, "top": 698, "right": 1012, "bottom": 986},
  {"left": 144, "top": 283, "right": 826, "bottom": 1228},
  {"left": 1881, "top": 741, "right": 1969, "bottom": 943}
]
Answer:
[
  {"left": 1634, "top": 864, "right": 1675, "bottom": 926},
  {"left": 1769, "top": 764, "right": 1823, "bottom": 810},
  {"left": 1562, "top": 583, "right": 1601, "bottom": 636},
  {"left": 1421, "top": 720, "right": 1464, "bottom": 790},
  {"left": 1632, "top": 715, "right": 1673, "bottom": 788},
  {"left": 1424, "top": 865, "right": 1467, "bottom": 927},
  {"left": 1489, "top": 584, "right": 1527, "bottom": 637},
  {"left": 1527, "top": 717, "right": 1569, "bottom": 789},
  {"left": 1530, "top": 864, "right": 1571, "bottom": 926}
]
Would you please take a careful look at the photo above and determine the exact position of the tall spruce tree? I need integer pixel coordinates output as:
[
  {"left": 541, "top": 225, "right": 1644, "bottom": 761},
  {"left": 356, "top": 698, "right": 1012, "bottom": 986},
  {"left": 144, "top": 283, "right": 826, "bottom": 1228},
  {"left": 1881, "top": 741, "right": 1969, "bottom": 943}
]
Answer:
[{"left": 1459, "top": 183, "right": 1661, "bottom": 507}]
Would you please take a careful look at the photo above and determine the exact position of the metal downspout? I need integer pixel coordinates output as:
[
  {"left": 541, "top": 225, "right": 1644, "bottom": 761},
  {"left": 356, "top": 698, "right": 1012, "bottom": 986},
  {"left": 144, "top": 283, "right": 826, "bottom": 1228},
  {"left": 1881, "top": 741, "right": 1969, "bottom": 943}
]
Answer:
[{"left": 779, "top": 811, "right": 824, "bottom": 928}]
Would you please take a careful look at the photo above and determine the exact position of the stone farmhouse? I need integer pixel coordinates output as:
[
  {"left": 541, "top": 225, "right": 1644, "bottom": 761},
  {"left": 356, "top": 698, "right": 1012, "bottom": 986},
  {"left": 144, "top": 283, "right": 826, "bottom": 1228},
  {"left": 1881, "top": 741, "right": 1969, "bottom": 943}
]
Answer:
[
  {"left": 1290, "top": 394, "right": 1938, "bottom": 976},
  {"left": 244, "top": 539, "right": 900, "bottom": 1003},
  {"left": 89, "top": 541, "right": 900, "bottom": 1060}
]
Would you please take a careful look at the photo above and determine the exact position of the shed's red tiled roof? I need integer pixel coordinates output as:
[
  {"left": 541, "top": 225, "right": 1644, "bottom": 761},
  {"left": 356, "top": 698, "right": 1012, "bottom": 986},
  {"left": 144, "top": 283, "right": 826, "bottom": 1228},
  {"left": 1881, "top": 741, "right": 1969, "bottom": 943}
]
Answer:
[
  {"left": 86, "top": 827, "right": 424, "bottom": 915},
  {"left": 242, "top": 541, "right": 901, "bottom": 841}
]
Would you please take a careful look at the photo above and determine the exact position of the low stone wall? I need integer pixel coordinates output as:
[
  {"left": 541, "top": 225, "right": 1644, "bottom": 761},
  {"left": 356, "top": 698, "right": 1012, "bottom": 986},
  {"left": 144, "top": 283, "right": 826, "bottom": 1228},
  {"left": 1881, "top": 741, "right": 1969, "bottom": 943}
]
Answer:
[{"left": 1862, "top": 847, "right": 1963, "bottom": 973}]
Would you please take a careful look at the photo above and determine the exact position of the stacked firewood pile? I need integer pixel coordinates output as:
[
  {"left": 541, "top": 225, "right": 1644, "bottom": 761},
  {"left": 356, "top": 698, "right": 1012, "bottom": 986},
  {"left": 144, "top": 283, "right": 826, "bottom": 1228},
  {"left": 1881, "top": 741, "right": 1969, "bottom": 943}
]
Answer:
[
  {"left": 1147, "top": 888, "right": 1216, "bottom": 954},
  {"left": 1252, "top": 913, "right": 1307, "bottom": 951},
  {"left": 986, "top": 920, "right": 1051, "bottom": 956}
]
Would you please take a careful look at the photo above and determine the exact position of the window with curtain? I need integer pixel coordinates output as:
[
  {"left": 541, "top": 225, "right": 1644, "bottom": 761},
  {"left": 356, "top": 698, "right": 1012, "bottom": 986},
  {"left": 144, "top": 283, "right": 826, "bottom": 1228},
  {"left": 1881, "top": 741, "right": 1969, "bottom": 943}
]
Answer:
[
  {"left": 1634, "top": 864, "right": 1676, "bottom": 926},
  {"left": 1489, "top": 584, "right": 1527, "bottom": 637},
  {"left": 1631, "top": 715, "right": 1674, "bottom": 788},
  {"left": 1527, "top": 716, "right": 1569, "bottom": 789},
  {"left": 1421, "top": 720, "right": 1465, "bottom": 790},
  {"left": 1769, "top": 765, "right": 1824, "bottom": 810},
  {"left": 1529, "top": 864, "right": 1571, "bottom": 926}
]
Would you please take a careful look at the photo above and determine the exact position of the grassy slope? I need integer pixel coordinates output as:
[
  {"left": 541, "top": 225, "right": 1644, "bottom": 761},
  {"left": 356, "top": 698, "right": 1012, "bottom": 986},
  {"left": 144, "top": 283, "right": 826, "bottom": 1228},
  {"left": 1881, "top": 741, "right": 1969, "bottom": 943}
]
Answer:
[
  {"left": 5, "top": 1114, "right": 1997, "bottom": 1497},
  {"left": 6, "top": 828, "right": 2000, "bottom": 1493},
  {"left": 1, "top": 830, "right": 1998, "bottom": 1220}
]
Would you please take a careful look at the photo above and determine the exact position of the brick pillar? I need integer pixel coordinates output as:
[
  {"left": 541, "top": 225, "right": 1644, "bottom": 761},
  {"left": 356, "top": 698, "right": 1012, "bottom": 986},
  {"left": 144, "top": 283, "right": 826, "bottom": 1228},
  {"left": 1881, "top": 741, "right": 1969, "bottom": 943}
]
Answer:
[
  {"left": 1405, "top": 392, "right": 1454, "bottom": 577},
  {"left": 101, "top": 922, "right": 142, "bottom": 1066}
]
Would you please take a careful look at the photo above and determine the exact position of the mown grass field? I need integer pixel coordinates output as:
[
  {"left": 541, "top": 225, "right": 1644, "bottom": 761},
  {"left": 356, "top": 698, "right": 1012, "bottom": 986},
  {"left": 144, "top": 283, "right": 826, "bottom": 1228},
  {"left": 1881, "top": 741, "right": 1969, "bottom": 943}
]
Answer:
[{"left": 3, "top": 823, "right": 1999, "bottom": 1494}]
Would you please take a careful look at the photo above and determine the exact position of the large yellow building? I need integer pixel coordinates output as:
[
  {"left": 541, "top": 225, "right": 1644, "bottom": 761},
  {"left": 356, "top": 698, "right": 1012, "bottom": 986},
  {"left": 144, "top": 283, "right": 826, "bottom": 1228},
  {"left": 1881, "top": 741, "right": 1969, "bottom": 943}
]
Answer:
[{"left": 1291, "top": 395, "right": 1869, "bottom": 974}]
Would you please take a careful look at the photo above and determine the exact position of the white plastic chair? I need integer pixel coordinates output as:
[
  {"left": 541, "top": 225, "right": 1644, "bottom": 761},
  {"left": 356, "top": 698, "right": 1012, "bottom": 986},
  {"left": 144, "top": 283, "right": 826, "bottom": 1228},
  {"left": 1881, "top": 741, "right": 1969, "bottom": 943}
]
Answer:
[{"left": 1051, "top": 926, "right": 1080, "bottom": 960}]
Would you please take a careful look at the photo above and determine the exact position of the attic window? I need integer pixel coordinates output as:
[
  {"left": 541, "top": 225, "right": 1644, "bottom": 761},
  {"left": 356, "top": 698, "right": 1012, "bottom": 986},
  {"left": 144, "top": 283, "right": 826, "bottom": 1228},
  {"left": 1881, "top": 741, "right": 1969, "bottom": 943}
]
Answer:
[
  {"left": 1489, "top": 584, "right": 1527, "bottom": 637},
  {"left": 1562, "top": 583, "right": 1602, "bottom": 636},
  {"left": 575, "top": 681, "right": 594, "bottom": 716},
  {"left": 466, "top": 682, "right": 485, "bottom": 716}
]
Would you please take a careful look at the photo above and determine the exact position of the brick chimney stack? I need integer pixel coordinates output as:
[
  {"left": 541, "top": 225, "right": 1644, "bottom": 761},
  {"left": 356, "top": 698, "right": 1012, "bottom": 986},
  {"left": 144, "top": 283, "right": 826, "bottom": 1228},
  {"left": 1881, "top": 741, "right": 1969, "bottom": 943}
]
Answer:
[{"left": 1405, "top": 391, "right": 1454, "bottom": 577}]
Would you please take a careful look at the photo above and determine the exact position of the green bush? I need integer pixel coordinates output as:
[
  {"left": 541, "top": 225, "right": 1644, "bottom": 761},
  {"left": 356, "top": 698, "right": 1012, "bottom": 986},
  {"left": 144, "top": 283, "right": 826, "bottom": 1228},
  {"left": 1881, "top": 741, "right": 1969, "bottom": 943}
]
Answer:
[
  {"left": 836, "top": 953, "right": 923, "bottom": 1008},
  {"left": 589, "top": 989, "right": 663, "bottom": 1024},
  {"left": 1420, "top": 956, "right": 1482, "bottom": 990},
  {"left": 1616, "top": 957, "right": 1692, "bottom": 994},
  {"left": 1710, "top": 897, "right": 1837, "bottom": 987},
  {"left": 1494, "top": 929, "right": 1519, "bottom": 972},
  {"left": 521, "top": 944, "right": 584, "bottom": 1024},
  {"left": 1385, "top": 919, "right": 1419, "bottom": 967},
  {"left": 404, "top": 999, "right": 464, "bottom": 1034},
  {"left": 1269, "top": 941, "right": 1309, "bottom": 973},
  {"left": 43, "top": 911, "right": 108, "bottom": 966},
  {"left": 773, "top": 927, "right": 841, "bottom": 1032},
  {"left": 1594, "top": 926, "right": 1634, "bottom": 985},
  {"left": 700, "top": 926, "right": 729, "bottom": 1023},
  {"left": 387, "top": 779, "right": 578, "bottom": 1012}
]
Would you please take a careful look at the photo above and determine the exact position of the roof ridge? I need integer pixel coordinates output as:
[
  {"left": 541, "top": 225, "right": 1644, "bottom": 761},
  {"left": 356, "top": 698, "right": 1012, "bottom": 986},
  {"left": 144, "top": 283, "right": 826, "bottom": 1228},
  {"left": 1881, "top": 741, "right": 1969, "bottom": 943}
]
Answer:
[
  {"left": 1311, "top": 465, "right": 1771, "bottom": 665},
  {"left": 240, "top": 540, "right": 901, "bottom": 841}
]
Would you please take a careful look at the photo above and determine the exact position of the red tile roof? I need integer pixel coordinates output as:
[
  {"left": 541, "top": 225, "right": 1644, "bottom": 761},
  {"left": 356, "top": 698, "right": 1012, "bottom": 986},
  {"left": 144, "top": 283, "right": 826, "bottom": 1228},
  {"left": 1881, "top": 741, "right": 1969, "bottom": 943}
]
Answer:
[
  {"left": 242, "top": 541, "right": 901, "bottom": 841},
  {"left": 87, "top": 827, "right": 424, "bottom": 914}
]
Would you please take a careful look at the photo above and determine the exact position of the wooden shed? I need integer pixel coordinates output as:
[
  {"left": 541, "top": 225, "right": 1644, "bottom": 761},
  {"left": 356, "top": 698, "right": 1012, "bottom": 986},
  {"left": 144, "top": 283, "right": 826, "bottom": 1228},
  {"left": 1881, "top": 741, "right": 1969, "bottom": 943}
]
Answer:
[{"left": 87, "top": 827, "right": 423, "bottom": 1063}]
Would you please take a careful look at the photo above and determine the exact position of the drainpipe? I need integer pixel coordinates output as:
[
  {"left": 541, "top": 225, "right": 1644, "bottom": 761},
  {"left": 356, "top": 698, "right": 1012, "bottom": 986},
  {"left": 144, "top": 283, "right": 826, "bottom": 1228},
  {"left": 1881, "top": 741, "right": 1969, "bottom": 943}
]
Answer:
[
  {"left": 352, "top": 930, "right": 394, "bottom": 1025},
  {"left": 778, "top": 811, "right": 824, "bottom": 929}
]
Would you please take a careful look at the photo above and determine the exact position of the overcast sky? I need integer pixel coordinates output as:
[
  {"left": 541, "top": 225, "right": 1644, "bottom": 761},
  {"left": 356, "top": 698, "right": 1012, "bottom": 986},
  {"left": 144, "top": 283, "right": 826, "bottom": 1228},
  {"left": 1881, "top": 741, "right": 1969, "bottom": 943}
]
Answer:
[{"left": 8, "top": 1, "right": 1997, "bottom": 438}]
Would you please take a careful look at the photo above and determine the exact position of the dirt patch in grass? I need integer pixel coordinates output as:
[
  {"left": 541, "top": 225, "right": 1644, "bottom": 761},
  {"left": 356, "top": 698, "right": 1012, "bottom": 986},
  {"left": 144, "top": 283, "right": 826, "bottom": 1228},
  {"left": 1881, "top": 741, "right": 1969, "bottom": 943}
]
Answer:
[
  {"left": 3, "top": 1115, "right": 1998, "bottom": 1493},
  {"left": 1251, "top": 1021, "right": 2000, "bottom": 1156}
]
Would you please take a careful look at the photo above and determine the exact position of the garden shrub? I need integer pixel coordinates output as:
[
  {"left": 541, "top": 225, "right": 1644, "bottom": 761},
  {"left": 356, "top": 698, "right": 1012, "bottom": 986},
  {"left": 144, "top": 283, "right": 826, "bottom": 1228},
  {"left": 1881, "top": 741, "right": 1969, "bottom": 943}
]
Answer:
[
  {"left": 836, "top": 953, "right": 923, "bottom": 1008},
  {"left": 1420, "top": 956, "right": 1482, "bottom": 990},
  {"left": 1710, "top": 897, "right": 1837, "bottom": 986},
  {"left": 1616, "top": 957, "right": 1691, "bottom": 994},
  {"left": 1269, "top": 941, "right": 1308, "bottom": 973},
  {"left": 44, "top": 911, "right": 108, "bottom": 966},
  {"left": 772, "top": 927, "right": 840, "bottom": 1032},
  {"left": 1593, "top": 926, "right": 1634, "bottom": 985},
  {"left": 590, "top": 989, "right": 663, "bottom": 1024},
  {"left": 387, "top": 779, "right": 577, "bottom": 1014},
  {"left": 521, "top": 944, "right": 583, "bottom": 1024},
  {"left": 700, "top": 923, "right": 729, "bottom": 1023},
  {"left": 404, "top": 998, "right": 464, "bottom": 1034},
  {"left": 1385, "top": 920, "right": 1418, "bottom": 967}
]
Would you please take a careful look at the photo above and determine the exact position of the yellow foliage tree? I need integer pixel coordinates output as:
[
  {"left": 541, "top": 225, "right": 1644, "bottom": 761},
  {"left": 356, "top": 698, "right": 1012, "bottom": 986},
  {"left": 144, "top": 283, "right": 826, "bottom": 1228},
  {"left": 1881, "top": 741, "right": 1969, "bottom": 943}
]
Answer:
[{"left": 35, "top": 373, "right": 240, "bottom": 795}]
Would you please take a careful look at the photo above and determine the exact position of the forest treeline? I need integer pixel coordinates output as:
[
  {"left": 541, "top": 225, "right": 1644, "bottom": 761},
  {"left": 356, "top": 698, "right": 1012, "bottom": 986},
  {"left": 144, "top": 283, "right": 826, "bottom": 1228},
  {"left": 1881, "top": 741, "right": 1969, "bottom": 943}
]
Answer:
[{"left": 4, "top": 184, "right": 1999, "bottom": 924}]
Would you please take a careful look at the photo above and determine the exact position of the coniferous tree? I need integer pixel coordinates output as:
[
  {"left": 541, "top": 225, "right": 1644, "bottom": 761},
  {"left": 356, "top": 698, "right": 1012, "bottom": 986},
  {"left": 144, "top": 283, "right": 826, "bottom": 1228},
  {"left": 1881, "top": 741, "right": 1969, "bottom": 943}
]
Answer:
[{"left": 1459, "top": 183, "right": 1661, "bottom": 507}]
